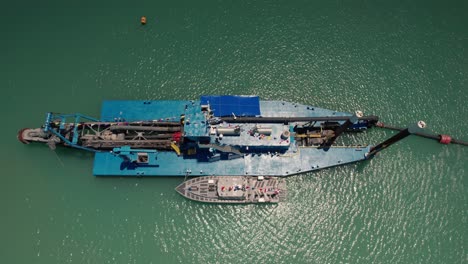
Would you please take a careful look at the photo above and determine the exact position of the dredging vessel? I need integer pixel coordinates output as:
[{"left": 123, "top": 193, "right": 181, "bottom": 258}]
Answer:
[
  {"left": 18, "top": 95, "right": 440, "bottom": 177},
  {"left": 175, "top": 176, "right": 286, "bottom": 204}
]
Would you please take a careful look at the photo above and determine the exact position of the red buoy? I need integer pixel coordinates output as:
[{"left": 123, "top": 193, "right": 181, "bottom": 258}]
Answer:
[
  {"left": 439, "top": 134, "right": 451, "bottom": 144},
  {"left": 140, "top": 16, "right": 147, "bottom": 25}
]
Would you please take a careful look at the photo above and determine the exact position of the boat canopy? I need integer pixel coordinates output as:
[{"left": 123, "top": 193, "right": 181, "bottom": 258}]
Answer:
[{"left": 200, "top": 95, "right": 261, "bottom": 117}]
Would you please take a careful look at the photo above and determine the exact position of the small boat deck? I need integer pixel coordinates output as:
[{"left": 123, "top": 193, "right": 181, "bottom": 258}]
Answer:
[{"left": 175, "top": 176, "right": 287, "bottom": 204}]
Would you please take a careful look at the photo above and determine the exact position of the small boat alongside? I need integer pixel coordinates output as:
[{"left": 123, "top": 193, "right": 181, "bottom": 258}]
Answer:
[{"left": 175, "top": 176, "right": 286, "bottom": 204}]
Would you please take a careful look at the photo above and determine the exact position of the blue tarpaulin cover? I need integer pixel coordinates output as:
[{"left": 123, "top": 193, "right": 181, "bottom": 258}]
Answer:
[{"left": 200, "top": 95, "right": 261, "bottom": 117}]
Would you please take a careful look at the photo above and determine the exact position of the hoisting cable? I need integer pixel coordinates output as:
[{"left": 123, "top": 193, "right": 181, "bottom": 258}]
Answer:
[{"left": 183, "top": 170, "right": 191, "bottom": 182}]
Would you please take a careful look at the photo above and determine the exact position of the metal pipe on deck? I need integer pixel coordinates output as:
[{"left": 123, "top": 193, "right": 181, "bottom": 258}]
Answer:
[
  {"left": 82, "top": 139, "right": 173, "bottom": 149},
  {"left": 220, "top": 115, "right": 379, "bottom": 124},
  {"left": 109, "top": 125, "right": 181, "bottom": 132}
]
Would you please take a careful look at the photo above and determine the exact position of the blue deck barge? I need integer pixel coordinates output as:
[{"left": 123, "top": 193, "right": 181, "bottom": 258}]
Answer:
[{"left": 93, "top": 96, "right": 371, "bottom": 176}]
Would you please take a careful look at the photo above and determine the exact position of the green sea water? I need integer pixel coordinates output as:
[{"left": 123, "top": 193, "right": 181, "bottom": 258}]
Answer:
[{"left": 1, "top": 0, "right": 467, "bottom": 263}]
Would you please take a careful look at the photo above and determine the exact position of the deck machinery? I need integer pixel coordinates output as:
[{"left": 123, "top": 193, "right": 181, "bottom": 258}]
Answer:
[{"left": 18, "top": 95, "right": 420, "bottom": 177}]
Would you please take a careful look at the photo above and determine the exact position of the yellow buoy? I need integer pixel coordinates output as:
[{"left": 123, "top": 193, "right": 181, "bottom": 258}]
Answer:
[{"left": 140, "top": 16, "right": 147, "bottom": 25}]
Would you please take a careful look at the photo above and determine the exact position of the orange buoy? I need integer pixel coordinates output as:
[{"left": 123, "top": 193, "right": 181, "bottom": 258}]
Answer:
[{"left": 140, "top": 16, "right": 147, "bottom": 25}]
